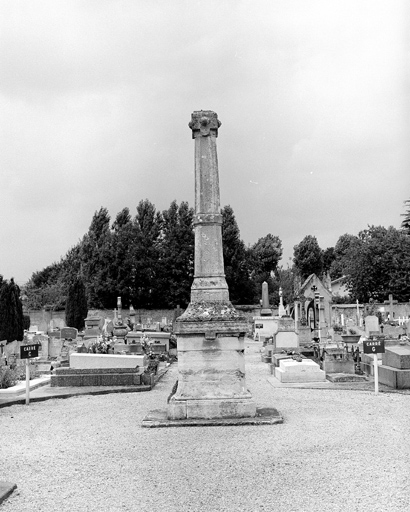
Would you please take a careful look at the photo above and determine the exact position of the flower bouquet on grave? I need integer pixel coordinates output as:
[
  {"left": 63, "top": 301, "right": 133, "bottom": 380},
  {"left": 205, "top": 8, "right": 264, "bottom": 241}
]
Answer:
[
  {"left": 140, "top": 333, "right": 150, "bottom": 352},
  {"left": 89, "top": 335, "right": 110, "bottom": 354}
]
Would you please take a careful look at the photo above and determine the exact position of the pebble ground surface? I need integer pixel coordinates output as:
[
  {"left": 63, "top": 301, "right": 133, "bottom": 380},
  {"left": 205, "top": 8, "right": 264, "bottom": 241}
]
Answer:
[{"left": 1, "top": 341, "right": 409, "bottom": 512}]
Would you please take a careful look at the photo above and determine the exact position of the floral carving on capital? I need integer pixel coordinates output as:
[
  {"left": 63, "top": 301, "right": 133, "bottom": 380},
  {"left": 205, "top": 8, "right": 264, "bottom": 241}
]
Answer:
[{"left": 189, "top": 110, "right": 221, "bottom": 138}]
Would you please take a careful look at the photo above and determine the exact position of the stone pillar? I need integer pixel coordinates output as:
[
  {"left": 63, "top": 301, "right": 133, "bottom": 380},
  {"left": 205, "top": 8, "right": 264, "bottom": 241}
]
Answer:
[
  {"left": 167, "top": 111, "right": 256, "bottom": 420},
  {"left": 189, "top": 111, "right": 229, "bottom": 302},
  {"left": 260, "top": 282, "right": 272, "bottom": 316}
]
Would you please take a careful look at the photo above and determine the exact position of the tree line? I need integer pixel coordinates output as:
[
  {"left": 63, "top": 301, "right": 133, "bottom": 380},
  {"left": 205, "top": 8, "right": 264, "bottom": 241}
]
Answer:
[
  {"left": 24, "top": 200, "right": 283, "bottom": 311},
  {"left": 22, "top": 198, "right": 410, "bottom": 312}
]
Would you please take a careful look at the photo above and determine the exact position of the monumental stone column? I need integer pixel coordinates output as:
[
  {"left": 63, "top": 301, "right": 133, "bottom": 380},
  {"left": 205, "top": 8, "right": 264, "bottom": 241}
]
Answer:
[{"left": 167, "top": 110, "right": 256, "bottom": 420}]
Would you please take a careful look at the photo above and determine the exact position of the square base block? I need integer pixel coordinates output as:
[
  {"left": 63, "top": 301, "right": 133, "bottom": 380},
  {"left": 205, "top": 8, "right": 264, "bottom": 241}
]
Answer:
[{"left": 168, "top": 329, "right": 256, "bottom": 420}]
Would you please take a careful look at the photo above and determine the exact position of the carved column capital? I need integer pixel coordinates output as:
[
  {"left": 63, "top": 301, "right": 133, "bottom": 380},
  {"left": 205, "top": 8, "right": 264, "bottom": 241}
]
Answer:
[{"left": 189, "top": 110, "right": 221, "bottom": 139}]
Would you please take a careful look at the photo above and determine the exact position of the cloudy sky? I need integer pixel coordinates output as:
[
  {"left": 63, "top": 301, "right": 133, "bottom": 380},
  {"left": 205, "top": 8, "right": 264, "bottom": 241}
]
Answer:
[{"left": 1, "top": 0, "right": 409, "bottom": 285}]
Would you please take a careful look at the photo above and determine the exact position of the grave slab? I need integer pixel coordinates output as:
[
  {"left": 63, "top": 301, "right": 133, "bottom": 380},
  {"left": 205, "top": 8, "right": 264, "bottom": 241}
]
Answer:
[
  {"left": 69, "top": 353, "right": 146, "bottom": 369},
  {"left": 326, "top": 373, "right": 367, "bottom": 383},
  {"left": 274, "top": 359, "right": 326, "bottom": 383}
]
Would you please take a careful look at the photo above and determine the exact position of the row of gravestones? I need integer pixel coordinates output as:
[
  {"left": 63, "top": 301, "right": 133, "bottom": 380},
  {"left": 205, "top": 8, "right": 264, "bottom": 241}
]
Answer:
[{"left": 365, "top": 315, "right": 408, "bottom": 337}]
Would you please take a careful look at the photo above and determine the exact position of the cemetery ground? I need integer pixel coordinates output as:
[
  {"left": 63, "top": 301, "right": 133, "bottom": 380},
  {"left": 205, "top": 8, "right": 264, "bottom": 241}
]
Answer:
[{"left": 1, "top": 341, "right": 409, "bottom": 512}]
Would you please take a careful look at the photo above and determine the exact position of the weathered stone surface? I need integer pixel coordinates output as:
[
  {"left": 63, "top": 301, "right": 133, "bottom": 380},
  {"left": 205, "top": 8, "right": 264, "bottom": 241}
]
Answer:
[
  {"left": 378, "top": 365, "right": 410, "bottom": 389},
  {"left": 323, "top": 348, "right": 355, "bottom": 374},
  {"left": 178, "top": 301, "right": 245, "bottom": 323},
  {"left": 61, "top": 327, "right": 78, "bottom": 340},
  {"left": 298, "top": 326, "right": 312, "bottom": 345},
  {"left": 260, "top": 281, "right": 272, "bottom": 316},
  {"left": 277, "top": 318, "right": 295, "bottom": 331},
  {"left": 143, "top": 407, "right": 282, "bottom": 427},
  {"left": 365, "top": 315, "right": 379, "bottom": 335},
  {"left": 275, "top": 331, "right": 299, "bottom": 352},
  {"left": 382, "top": 346, "right": 410, "bottom": 369},
  {"left": 55, "top": 367, "right": 141, "bottom": 375},
  {"left": 177, "top": 335, "right": 245, "bottom": 352},
  {"left": 51, "top": 371, "right": 142, "bottom": 387}
]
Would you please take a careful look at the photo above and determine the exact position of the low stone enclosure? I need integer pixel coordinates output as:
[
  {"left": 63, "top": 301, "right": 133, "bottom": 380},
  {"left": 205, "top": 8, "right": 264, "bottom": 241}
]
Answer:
[
  {"left": 51, "top": 367, "right": 144, "bottom": 387},
  {"left": 1, "top": 320, "right": 171, "bottom": 392}
]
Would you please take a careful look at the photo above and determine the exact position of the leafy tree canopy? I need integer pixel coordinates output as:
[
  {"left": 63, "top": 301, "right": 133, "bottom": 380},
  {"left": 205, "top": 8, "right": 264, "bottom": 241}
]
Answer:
[
  {"left": 339, "top": 225, "right": 410, "bottom": 302},
  {"left": 293, "top": 235, "right": 323, "bottom": 282}
]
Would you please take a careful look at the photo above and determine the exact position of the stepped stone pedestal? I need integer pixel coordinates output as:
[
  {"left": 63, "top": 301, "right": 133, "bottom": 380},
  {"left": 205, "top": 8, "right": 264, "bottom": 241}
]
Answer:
[{"left": 275, "top": 359, "right": 326, "bottom": 383}]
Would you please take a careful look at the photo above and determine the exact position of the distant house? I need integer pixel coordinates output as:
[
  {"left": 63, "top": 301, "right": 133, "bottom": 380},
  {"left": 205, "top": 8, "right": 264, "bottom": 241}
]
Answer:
[{"left": 331, "top": 276, "right": 349, "bottom": 298}]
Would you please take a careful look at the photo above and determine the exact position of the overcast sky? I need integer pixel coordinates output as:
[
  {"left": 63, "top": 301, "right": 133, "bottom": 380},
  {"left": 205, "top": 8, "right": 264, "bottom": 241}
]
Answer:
[{"left": 1, "top": 0, "right": 409, "bottom": 285}]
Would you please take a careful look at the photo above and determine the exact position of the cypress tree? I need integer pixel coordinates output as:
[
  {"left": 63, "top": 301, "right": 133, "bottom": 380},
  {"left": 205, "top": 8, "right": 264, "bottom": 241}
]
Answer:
[
  {"left": 65, "top": 278, "right": 88, "bottom": 331},
  {"left": 0, "top": 277, "right": 24, "bottom": 342}
]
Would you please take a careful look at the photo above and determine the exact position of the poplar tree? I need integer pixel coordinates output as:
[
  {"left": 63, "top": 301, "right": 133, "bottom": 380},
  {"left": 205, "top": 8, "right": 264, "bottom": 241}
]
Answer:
[
  {"left": 221, "top": 205, "right": 255, "bottom": 304},
  {"left": 158, "top": 200, "right": 194, "bottom": 307}
]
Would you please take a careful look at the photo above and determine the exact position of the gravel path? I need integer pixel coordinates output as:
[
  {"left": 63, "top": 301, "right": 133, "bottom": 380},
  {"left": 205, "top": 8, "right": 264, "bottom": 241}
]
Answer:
[{"left": 1, "top": 341, "right": 409, "bottom": 512}]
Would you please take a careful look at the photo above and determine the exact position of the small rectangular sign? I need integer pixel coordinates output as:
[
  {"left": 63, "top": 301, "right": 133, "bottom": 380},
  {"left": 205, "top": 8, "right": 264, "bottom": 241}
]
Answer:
[
  {"left": 20, "top": 344, "right": 39, "bottom": 359},
  {"left": 363, "top": 339, "right": 385, "bottom": 354}
]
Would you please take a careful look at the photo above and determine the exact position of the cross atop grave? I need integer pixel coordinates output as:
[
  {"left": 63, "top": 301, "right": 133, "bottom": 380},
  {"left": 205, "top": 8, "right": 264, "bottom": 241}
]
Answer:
[{"left": 384, "top": 293, "right": 398, "bottom": 319}]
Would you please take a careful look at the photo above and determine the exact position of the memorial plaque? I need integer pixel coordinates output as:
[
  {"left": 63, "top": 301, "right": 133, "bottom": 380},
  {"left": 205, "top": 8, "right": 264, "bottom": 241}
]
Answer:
[{"left": 61, "top": 327, "right": 78, "bottom": 340}]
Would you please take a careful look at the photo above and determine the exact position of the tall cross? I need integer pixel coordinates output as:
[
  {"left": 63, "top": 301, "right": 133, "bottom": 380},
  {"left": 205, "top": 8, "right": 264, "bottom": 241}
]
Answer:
[{"left": 384, "top": 293, "right": 398, "bottom": 319}]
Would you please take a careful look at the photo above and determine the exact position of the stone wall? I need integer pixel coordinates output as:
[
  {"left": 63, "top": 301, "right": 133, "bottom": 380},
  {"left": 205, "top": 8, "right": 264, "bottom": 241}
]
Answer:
[
  {"left": 28, "top": 305, "right": 264, "bottom": 332},
  {"left": 28, "top": 308, "right": 180, "bottom": 332}
]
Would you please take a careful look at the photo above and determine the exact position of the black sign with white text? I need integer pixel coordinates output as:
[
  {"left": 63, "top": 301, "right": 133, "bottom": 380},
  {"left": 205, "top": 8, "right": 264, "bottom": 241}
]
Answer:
[
  {"left": 20, "top": 344, "right": 39, "bottom": 359},
  {"left": 363, "top": 339, "right": 385, "bottom": 354}
]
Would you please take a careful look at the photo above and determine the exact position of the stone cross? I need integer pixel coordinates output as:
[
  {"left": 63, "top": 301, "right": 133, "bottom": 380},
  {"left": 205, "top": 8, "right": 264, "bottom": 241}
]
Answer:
[{"left": 384, "top": 293, "right": 398, "bottom": 320}]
